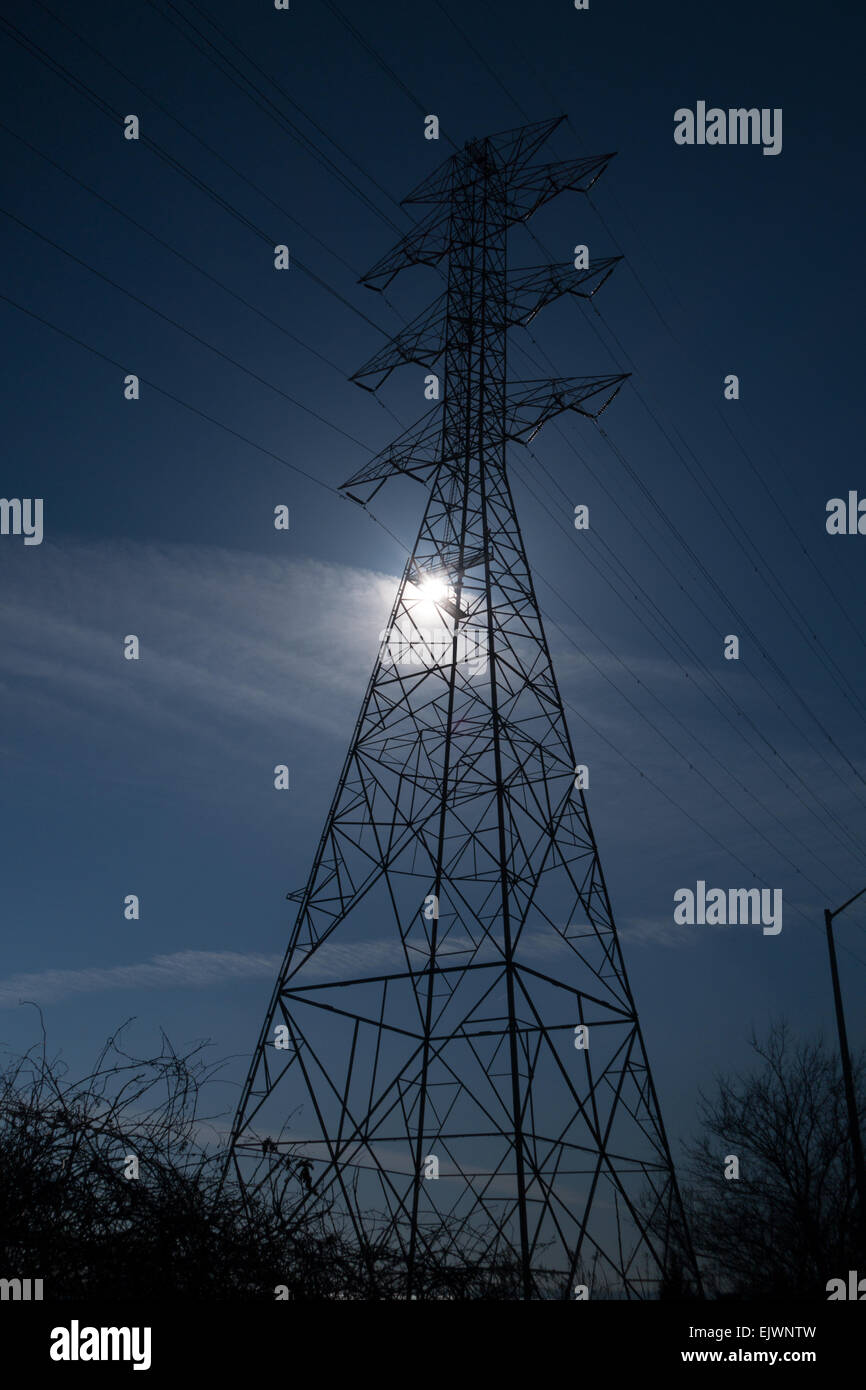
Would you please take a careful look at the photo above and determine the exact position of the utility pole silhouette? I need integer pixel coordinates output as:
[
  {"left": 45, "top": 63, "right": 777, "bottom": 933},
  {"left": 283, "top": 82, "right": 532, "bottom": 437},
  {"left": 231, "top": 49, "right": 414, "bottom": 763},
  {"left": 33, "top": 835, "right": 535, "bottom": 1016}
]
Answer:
[
  {"left": 228, "top": 117, "right": 700, "bottom": 1299},
  {"left": 824, "top": 889, "right": 866, "bottom": 1253}
]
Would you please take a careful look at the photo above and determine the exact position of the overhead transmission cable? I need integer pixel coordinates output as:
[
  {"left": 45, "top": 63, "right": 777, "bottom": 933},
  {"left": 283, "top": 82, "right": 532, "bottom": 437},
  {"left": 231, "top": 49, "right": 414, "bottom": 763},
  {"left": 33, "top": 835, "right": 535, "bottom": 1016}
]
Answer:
[
  {"left": 10, "top": 5, "right": 861, "bottom": 878},
  {"left": 4, "top": 282, "right": 863, "bottom": 968}
]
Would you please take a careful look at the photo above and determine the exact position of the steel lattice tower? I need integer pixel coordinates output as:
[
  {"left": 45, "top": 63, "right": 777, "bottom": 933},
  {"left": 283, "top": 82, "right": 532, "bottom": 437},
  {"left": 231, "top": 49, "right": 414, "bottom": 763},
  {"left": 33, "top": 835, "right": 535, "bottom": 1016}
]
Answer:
[{"left": 228, "top": 118, "right": 699, "bottom": 1299}]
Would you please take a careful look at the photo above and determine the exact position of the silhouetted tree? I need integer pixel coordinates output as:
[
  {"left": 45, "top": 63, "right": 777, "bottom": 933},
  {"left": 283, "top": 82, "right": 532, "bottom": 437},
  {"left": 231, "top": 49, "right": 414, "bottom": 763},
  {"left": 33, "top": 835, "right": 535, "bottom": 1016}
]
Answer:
[
  {"left": 0, "top": 1023, "right": 571, "bottom": 1299},
  {"left": 679, "top": 1022, "right": 865, "bottom": 1298}
]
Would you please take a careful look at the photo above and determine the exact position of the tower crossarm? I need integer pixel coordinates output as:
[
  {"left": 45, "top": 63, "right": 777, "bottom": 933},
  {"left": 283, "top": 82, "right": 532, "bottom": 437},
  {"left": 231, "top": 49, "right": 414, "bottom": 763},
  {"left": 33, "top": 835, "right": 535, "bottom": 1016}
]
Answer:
[
  {"left": 360, "top": 203, "right": 452, "bottom": 291},
  {"left": 506, "top": 152, "right": 615, "bottom": 222},
  {"left": 340, "top": 374, "right": 629, "bottom": 505},
  {"left": 353, "top": 259, "right": 623, "bottom": 392},
  {"left": 361, "top": 123, "right": 614, "bottom": 291},
  {"left": 507, "top": 257, "right": 622, "bottom": 325},
  {"left": 351, "top": 294, "right": 447, "bottom": 391},
  {"left": 506, "top": 374, "right": 629, "bottom": 443},
  {"left": 400, "top": 115, "right": 568, "bottom": 206},
  {"left": 339, "top": 408, "right": 444, "bottom": 504}
]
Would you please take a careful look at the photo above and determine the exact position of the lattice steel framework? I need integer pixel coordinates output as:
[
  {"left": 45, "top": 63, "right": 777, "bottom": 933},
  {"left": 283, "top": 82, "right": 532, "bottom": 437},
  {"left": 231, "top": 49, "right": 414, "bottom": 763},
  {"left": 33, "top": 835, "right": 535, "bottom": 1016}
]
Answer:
[{"left": 228, "top": 118, "right": 699, "bottom": 1300}]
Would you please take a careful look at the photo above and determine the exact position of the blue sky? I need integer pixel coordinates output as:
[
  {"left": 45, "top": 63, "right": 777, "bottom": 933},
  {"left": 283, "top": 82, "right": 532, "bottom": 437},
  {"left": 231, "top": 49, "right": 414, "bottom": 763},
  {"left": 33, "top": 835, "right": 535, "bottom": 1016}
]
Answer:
[{"left": 0, "top": 0, "right": 864, "bottom": 1160}]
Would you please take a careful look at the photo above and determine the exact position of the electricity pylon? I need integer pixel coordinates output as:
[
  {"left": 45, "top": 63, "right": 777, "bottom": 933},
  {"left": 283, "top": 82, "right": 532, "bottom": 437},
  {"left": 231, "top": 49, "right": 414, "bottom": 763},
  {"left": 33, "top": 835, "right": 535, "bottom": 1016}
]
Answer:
[{"left": 228, "top": 117, "right": 699, "bottom": 1300}]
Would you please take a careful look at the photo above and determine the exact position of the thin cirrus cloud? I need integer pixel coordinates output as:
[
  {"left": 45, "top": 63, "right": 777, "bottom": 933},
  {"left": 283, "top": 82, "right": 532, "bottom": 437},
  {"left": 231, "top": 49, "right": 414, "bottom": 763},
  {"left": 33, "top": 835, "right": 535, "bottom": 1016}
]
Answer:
[
  {"left": 0, "top": 926, "right": 679, "bottom": 1011},
  {"left": 0, "top": 942, "right": 444, "bottom": 1010},
  {"left": 0, "top": 537, "right": 685, "bottom": 748},
  {"left": 0, "top": 534, "right": 700, "bottom": 793},
  {"left": 0, "top": 538, "right": 398, "bottom": 751},
  {"left": 0, "top": 950, "right": 284, "bottom": 1010}
]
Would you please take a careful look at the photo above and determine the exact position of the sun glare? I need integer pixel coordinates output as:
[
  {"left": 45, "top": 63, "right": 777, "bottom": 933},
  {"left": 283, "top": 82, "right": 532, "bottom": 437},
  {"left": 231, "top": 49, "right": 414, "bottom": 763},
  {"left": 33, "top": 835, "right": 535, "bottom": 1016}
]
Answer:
[{"left": 419, "top": 576, "right": 448, "bottom": 603}]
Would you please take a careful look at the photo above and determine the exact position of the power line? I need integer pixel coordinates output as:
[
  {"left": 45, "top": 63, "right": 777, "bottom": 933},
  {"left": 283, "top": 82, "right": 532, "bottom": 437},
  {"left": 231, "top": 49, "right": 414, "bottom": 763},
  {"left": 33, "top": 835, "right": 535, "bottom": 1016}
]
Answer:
[
  {"left": 361, "top": 10, "right": 856, "bottom": 889},
  {"left": 526, "top": 229, "right": 866, "bottom": 765},
  {"left": 137, "top": 0, "right": 454, "bottom": 332},
  {"left": 6, "top": 291, "right": 861, "bottom": 980},
  {"left": 0, "top": 12, "right": 393, "bottom": 339},
  {"left": 0, "top": 288, "right": 337, "bottom": 486},
  {"left": 577, "top": 318, "right": 866, "bottom": 728},
  {"left": 715, "top": 405, "right": 866, "bottom": 661},
  {"left": 512, "top": 288, "right": 866, "bottom": 822},
  {"left": 0, "top": 120, "right": 408, "bottom": 439},
  {"left": 552, "top": 666, "right": 866, "bottom": 975},
  {"left": 10, "top": 2, "right": 861, "bottom": 922},
  {"left": 318, "top": 0, "right": 866, "bottom": 846},
  {"left": 181, "top": 0, "right": 412, "bottom": 219},
  {"left": 0, "top": 287, "right": 415, "bottom": 560},
  {"left": 140, "top": 0, "right": 407, "bottom": 234},
  {"left": 320, "top": 0, "right": 456, "bottom": 144},
  {"left": 514, "top": 286, "right": 866, "bottom": 816},
  {"left": 520, "top": 427, "right": 865, "bottom": 862},
  {"left": 0, "top": 205, "right": 378, "bottom": 453},
  {"left": 665, "top": 411, "right": 866, "bottom": 722},
  {"left": 510, "top": 451, "right": 863, "bottom": 879},
  {"left": 547, "top": 115, "right": 866, "bottom": 664},
  {"left": 13, "top": 163, "right": 859, "bottom": 880},
  {"left": 431, "top": 0, "right": 532, "bottom": 123},
  {"left": 416, "top": 0, "right": 866, "bottom": 797},
  {"left": 362, "top": 465, "right": 866, "bottom": 941},
  {"left": 597, "top": 419, "right": 866, "bottom": 806}
]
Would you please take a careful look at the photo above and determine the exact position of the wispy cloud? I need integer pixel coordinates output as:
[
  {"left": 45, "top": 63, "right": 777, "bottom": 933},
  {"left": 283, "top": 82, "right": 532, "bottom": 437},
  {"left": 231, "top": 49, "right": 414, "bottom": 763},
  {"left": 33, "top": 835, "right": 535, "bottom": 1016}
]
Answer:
[
  {"left": 617, "top": 916, "right": 697, "bottom": 948},
  {"left": 0, "top": 950, "right": 283, "bottom": 1009},
  {"left": 0, "top": 931, "right": 588, "bottom": 1009},
  {"left": 0, "top": 539, "right": 398, "bottom": 755}
]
